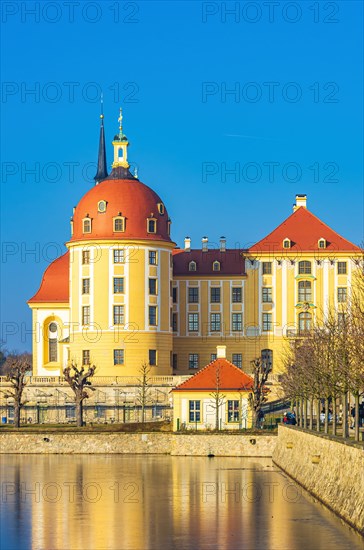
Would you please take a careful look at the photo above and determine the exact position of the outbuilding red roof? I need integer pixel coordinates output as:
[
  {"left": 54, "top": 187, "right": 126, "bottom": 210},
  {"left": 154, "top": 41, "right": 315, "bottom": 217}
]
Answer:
[
  {"left": 28, "top": 252, "right": 69, "bottom": 303},
  {"left": 249, "top": 206, "right": 360, "bottom": 254},
  {"left": 172, "top": 358, "right": 254, "bottom": 392},
  {"left": 173, "top": 249, "right": 246, "bottom": 276}
]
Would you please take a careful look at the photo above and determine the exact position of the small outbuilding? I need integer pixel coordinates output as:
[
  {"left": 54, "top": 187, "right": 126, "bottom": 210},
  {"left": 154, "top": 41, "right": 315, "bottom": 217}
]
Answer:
[{"left": 172, "top": 346, "right": 254, "bottom": 431}]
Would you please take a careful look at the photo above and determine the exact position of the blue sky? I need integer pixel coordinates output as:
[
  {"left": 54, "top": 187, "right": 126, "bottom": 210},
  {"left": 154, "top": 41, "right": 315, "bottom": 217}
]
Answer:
[{"left": 1, "top": 0, "right": 363, "bottom": 352}]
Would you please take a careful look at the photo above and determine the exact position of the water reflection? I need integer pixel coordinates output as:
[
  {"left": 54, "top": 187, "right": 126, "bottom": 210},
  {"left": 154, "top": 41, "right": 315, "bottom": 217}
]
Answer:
[{"left": 1, "top": 455, "right": 362, "bottom": 550}]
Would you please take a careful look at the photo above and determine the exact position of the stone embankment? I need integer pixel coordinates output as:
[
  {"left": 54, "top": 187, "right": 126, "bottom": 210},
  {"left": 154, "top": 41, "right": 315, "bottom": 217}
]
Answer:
[
  {"left": 273, "top": 425, "right": 364, "bottom": 534},
  {"left": 0, "top": 431, "right": 275, "bottom": 457}
]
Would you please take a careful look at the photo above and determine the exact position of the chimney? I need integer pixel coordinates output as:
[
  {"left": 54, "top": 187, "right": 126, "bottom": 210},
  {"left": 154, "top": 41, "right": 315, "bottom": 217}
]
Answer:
[
  {"left": 202, "top": 237, "right": 208, "bottom": 252},
  {"left": 184, "top": 236, "right": 191, "bottom": 251},
  {"left": 293, "top": 194, "right": 307, "bottom": 212},
  {"left": 220, "top": 236, "right": 226, "bottom": 252},
  {"left": 216, "top": 345, "right": 226, "bottom": 359}
]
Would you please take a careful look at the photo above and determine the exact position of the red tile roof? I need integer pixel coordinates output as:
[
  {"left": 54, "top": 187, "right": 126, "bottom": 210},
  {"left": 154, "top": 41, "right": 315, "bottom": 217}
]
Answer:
[
  {"left": 249, "top": 206, "right": 360, "bottom": 254},
  {"left": 28, "top": 252, "right": 69, "bottom": 303},
  {"left": 172, "top": 358, "right": 254, "bottom": 392},
  {"left": 173, "top": 249, "right": 246, "bottom": 276}
]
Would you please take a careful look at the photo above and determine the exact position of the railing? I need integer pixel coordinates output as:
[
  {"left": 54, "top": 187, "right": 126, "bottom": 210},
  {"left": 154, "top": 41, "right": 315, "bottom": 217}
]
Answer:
[
  {"left": 0, "top": 373, "right": 281, "bottom": 386},
  {"left": 0, "top": 375, "right": 192, "bottom": 387}
]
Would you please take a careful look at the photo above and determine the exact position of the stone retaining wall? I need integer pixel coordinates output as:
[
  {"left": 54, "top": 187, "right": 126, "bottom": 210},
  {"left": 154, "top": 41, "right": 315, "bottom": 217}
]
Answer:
[
  {"left": 0, "top": 432, "right": 276, "bottom": 457},
  {"left": 273, "top": 425, "right": 364, "bottom": 534}
]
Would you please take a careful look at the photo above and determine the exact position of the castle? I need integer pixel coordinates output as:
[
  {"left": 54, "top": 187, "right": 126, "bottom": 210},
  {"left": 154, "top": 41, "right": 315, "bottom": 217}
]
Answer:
[{"left": 28, "top": 110, "right": 362, "bottom": 377}]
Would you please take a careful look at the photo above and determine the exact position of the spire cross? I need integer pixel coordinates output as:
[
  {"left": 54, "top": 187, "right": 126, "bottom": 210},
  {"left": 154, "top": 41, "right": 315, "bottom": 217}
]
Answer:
[{"left": 100, "top": 93, "right": 104, "bottom": 124}]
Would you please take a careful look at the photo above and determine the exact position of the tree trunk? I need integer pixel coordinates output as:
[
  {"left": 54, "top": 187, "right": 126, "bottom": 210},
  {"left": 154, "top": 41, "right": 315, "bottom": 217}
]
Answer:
[
  {"left": 332, "top": 397, "right": 337, "bottom": 436},
  {"left": 303, "top": 399, "right": 307, "bottom": 429},
  {"left": 76, "top": 397, "right": 83, "bottom": 427},
  {"left": 309, "top": 399, "right": 314, "bottom": 430},
  {"left": 14, "top": 402, "right": 20, "bottom": 428},
  {"left": 354, "top": 393, "right": 360, "bottom": 442},
  {"left": 324, "top": 397, "right": 329, "bottom": 434},
  {"left": 342, "top": 392, "right": 348, "bottom": 438},
  {"left": 316, "top": 399, "right": 321, "bottom": 432}
]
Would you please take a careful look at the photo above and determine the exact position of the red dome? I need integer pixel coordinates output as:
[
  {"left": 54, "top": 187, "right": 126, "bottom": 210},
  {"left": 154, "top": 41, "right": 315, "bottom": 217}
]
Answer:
[{"left": 70, "top": 178, "right": 171, "bottom": 242}]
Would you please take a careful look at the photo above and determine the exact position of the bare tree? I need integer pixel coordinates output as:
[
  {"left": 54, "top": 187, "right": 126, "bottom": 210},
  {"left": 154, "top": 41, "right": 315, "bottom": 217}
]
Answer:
[
  {"left": 1, "top": 353, "right": 32, "bottom": 427},
  {"left": 136, "top": 362, "right": 151, "bottom": 422},
  {"left": 209, "top": 364, "right": 226, "bottom": 430},
  {"left": 63, "top": 361, "right": 96, "bottom": 427},
  {"left": 249, "top": 357, "right": 271, "bottom": 429}
]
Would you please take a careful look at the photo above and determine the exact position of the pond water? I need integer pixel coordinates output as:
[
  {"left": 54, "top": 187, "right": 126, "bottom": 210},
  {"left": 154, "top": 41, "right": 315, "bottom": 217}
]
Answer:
[{"left": 0, "top": 455, "right": 362, "bottom": 549}]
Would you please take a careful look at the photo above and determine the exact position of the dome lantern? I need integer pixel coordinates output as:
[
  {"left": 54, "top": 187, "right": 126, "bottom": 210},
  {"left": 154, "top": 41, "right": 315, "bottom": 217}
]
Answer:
[{"left": 112, "top": 107, "right": 130, "bottom": 169}]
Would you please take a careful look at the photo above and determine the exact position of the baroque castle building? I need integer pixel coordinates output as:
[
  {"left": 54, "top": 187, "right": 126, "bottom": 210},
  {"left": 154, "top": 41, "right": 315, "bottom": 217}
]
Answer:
[{"left": 28, "top": 111, "right": 362, "bottom": 377}]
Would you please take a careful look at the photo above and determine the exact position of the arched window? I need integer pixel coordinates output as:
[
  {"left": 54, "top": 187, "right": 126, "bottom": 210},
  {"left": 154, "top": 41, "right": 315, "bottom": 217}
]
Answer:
[
  {"left": 83, "top": 218, "right": 91, "bottom": 233},
  {"left": 298, "top": 261, "right": 311, "bottom": 274},
  {"left": 299, "top": 312, "right": 312, "bottom": 334},
  {"left": 318, "top": 238, "right": 326, "bottom": 249},
  {"left": 113, "top": 216, "right": 125, "bottom": 232},
  {"left": 189, "top": 261, "right": 197, "bottom": 272},
  {"left": 298, "top": 280, "right": 312, "bottom": 302},
  {"left": 283, "top": 238, "right": 291, "bottom": 249},
  {"left": 261, "top": 349, "right": 273, "bottom": 371},
  {"left": 48, "top": 322, "right": 58, "bottom": 362},
  {"left": 212, "top": 261, "right": 220, "bottom": 271},
  {"left": 147, "top": 218, "right": 157, "bottom": 233}
]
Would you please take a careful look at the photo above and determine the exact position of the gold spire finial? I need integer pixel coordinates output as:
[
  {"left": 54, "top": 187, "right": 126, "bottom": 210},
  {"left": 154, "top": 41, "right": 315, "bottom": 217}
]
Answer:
[
  {"left": 100, "top": 92, "right": 104, "bottom": 120},
  {"left": 118, "top": 107, "right": 123, "bottom": 138}
]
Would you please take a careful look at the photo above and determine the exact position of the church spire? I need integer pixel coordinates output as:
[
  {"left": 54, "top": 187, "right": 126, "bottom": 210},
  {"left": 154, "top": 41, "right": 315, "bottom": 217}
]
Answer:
[{"left": 94, "top": 97, "right": 108, "bottom": 185}]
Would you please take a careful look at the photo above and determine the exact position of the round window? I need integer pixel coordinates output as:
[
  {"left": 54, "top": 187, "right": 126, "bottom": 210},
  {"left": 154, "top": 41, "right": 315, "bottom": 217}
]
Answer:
[
  {"left": 49, "top": 322, "right": 57, "bottom": 333},
  {"left": 98, "top": 200, "right": 107, "bottom": 213}
]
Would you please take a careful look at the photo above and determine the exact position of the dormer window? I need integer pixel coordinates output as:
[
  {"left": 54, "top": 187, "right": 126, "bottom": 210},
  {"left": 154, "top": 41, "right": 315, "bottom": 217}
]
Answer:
[
  {"left": 189, "top": 261, "right": 197, "bottom": 272},
  {"left": 147, "top": 218, "right": 157, "bottom": 234},
  {"left": 213, "top": 261, "right": 220, "bottom": 271},
  {"left": 283, "top": 238, "right": 291, "bottom": 249},
  {"left": 158, "top": 203, "right": 165, "bottom": 215},
  {"left": 167, "top": 219, "right": 171, "bottom": 236},
  {"left": 83, "top": 217, "right": 91, "bottom": 234},
  {"left": 113, "top": 216, "right": 125, "bottom": 232},
  {"left": 98, "top": 200, "right": 107, "bottom": 213},
  {"left": 318, "top": 238, "right": 326, "bottom": 249}
]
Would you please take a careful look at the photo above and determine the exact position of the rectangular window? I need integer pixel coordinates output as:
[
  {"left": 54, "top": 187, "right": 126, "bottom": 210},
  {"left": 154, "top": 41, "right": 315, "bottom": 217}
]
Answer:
[
  {"left": 149, "top": 349, "right": 157, "bottom": 366},
  {"left": 49, "top": 339, "right": 57, "bottom": 362},
  {"left": 262, "top": 287, "right": 272, "bottom": 303},
  {"left": 149, "top": 251, "right": 157, "bottom": 265},
  {"left": 82, "top": 278, "right": 90, "bottom": 294},
  {"left": 149, "top": 306, "right": 157, "bottom": 326},
  {"left": 113, "top": 349, "right": 124, "bottom": 365},
  {"left": 189, "top": 353, "right": 199, "bottom": 369},
  {"left": 149, "top": 278, "right": 157, "bottom": 295},
  {"left": 172, "top": 313, "right": 178, "bottom": 332},
  {"left": 189, "top": 400, "right": 201, "bottom": 423},
  {"left": 172, "top": 287, "right": 177, "bottom": 303},
  {"left": 337, "top": 287, "right": 347, "bottom": 303},
  {"left": 65, "top": 405, "right": 76, "bottom": 419},
  {"left": 147, "top": 219, "right": 157, "bottom": 233},
  {"left": 113, "top": 249, "right": 124, "bottom": 263},
  {"left": 337, "top": 262, "right": 347, "bottom": 275},
  {"left": 211, "top": 353, "right": 217, "bottom": 362},
  {"left": 188, "top": 313, "right": 199, "bottom": 332},
  {"left": 262, "top": 262, "right": 272, "bottom": 275},
  {"left": 172, "top": 354, "right": 178, "bottom": 370},
  {"left": 82, "top": 306, "right": 90, "bottom": 325},
  {"left": 95, "top": 405, "right": 105, "bottom": 419},
  {"left": 113, "top": 305, "right": 124, "bottom": 325},
  {"left": 82, "top": 349, "right": 90, "bottom": 365},
  {"left": 82, "top": 250, "right": 90, "bottom": 265},
  {"left": 232, "top": 313, "right": 242, "bottom": 331},
  {"left": 262, "top": 313, "right": 272, "bottom": 331},
  {"left": 210, "top": 287, "right": 221, "bottom": 303},
  {"left": 113, "top": 277, "right": 124, "bottom": 294},
  {"left": 188, "top": 287, "right": 199, "bottom": 303},
  {"left": 114, "top": 217, "right": 125, "bottom": 232},
  {"left": 210, "top": 313, "right": 221, "bottom": 332},
  {"left": 232, "top": 287, "right": 242, "bottom": 303},
  {"left": 227, "top": 400, "right": 240, "bottom": 422},
  {"left": 232, "top": 353, "right": 242, "bottom": 368}
]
